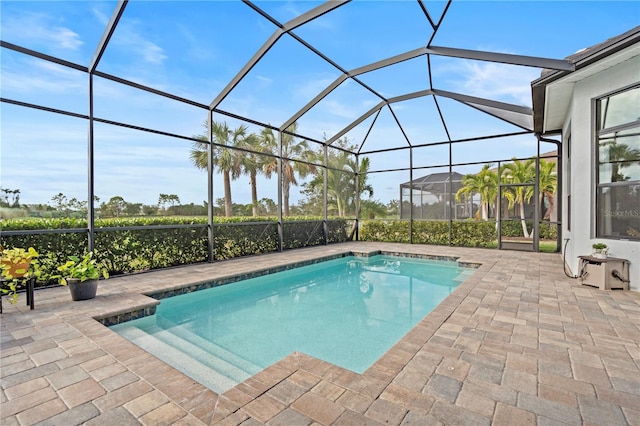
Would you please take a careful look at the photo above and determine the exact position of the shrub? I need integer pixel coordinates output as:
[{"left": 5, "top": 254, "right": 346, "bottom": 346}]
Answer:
[
  {"left": 359, "top": 220, "right": 410, "bottom": 243},
  {"left": 361, "top": 219, "right": 496, "bottom": 247}
]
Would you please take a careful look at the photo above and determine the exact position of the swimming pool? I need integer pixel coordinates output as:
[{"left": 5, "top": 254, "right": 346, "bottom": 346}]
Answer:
[{"left": 111, "top": 254, "right": 474, "bottom": 393}]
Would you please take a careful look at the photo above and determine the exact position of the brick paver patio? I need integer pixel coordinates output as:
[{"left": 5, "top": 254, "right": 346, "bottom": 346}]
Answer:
[{"left": 1, "top": 242, "right": 639, "bottom": 425}]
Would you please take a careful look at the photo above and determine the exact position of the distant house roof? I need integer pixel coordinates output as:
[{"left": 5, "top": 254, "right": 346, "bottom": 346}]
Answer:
[
  {"left": 400, "top": 172, "right": 464, "bottom": 191},
  {"left": 532, "top": 25, "right": 640, "bottom": 134}
]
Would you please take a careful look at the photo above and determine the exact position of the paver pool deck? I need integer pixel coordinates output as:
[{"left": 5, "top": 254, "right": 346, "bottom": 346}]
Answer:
[{"left": 1, "top": 242, "right": 639, "bottom": 425}]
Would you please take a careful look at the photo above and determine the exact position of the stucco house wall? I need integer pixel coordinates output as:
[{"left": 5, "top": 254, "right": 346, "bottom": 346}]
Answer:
[{"left": 563, "top": 55, "right": 640, "bottom": 290}]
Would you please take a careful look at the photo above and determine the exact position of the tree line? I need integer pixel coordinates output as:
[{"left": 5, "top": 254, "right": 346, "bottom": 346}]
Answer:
[
  {"left": 2, "top": 118, "right": 560, "bottom": 226},
  {"left": 189, "top": 121, "right": 390, "bottom": 219}
]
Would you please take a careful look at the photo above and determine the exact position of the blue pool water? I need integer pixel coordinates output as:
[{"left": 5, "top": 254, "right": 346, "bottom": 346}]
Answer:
[{"left": 111, "top": 255, "right": 473, "bottom": 393}]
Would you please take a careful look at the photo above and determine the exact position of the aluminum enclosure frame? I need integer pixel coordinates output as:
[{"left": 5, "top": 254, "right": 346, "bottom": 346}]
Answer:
[{"left": 0, "top": 0, "right": 574, "bottom": 257}]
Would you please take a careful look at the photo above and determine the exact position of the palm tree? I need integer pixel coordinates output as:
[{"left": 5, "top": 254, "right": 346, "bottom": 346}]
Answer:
[
  {"left": 327, "top": 152, "right": 350, "bottom": 217},
  {"left": 600, "top": 139, "right": 640, "bottom": 182},
  {"left": 347, "top": 156, "right": 374, "bottom": 216},
  {"left": 238, "top": 132, "right": 264, "bottom": 217},
  {"left": 455, "top": 164, "right": 498, "bottom": 221},
  {"left": 314, "top": 148, "right": 352, "bottom": 217},
  {"left": 305, "top": 141, "right": 374, "bottom": 218},
  {"left": 262, "top": 123, "right": 316, "bottom": 216},
  {"left": 360, "top": 199, "right": 388, "bottom": 219},
  {"left": 501, "top": 158, "right": 535, "bottom": 238},
  {"left": 190, "top": 121, "right": 247, "bottom": 217},
  {"left": 538, "top": 159, "right": 557, "bottom": 220}
]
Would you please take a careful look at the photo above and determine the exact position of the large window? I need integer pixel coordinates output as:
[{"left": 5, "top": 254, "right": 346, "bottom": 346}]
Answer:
[{"left": 596, "top": 85, "right": 640, "bottom": 239}]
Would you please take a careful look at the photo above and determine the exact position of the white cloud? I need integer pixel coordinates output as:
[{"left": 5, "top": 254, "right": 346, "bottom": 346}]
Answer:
[
  {"left": 293, "top": 76, "right": 338, "bottom": 101},
  {"left": 457, "top": 61, "right": 538, "bottom": 106},
  {"left": 109, "top": 19, "right": 168, "bottom": 65},
  {"left": 92, "top": 7, "right": 110, "bottom": 26},
  {"left": 0, "top": 111, "right": 207, "bottom": 205},
  {"left": 1, "top": 115, "right": 88, "bottom": 204},
  {"left": 1, "top": 58, "right": 85, "bottom": 95},
  {"left": 53, "top": 27, "right": 83, "bottom": 50},
  {"left": 431, "top": 53, "right": 539, "bottom": 107},
  {"left": 2, "top": 12, "right": 83, "bottom": 51},
  {"left": 175, "top": 23, "right": 217, "bottom": 63},
  {"left": 140, "top": 41, "right": 168, "bottom": 64},
  {"left": 256, "top": 75, "right": 274, "bottom": 85},
  {"left": 322, "top": 100, "right": 359, "bottom": 119}
]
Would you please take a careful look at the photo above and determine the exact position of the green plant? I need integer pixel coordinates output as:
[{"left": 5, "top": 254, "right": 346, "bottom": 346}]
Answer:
[
  {"left": 54, "top": 252, "right": 109, "bottom": 285},
  {"left": 592, "top": 242, "right": 608, "bottom": 250},
  {"left": 1, "top": 246, "right": 40, "bottom": 304}
]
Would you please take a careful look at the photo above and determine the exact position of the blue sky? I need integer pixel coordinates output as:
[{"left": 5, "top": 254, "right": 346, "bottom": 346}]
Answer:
[{"left": 1, "top": 1, "right": 639, "bottom": 208}]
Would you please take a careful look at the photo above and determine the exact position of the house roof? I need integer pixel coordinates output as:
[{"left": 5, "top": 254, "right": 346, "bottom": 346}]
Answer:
[
  {"left": 531, "top": 25, "right": 640, "bottom": 134},
  {"left": 400, "top": 171, "right": 464, "bottom": 190}
]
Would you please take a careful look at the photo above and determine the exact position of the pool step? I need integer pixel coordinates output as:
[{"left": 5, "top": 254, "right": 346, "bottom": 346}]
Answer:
[
  {"left": 115, "top": 324, "right": 258, "bottom": 394},
  {"left": 156, "top": 319, "right": 263, "bottom": 378},
  {"left": 153, "top": 326, "right": 262, "bottom": 384}
]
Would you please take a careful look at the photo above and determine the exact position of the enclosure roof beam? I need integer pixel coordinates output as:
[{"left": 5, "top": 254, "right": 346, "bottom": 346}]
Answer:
[
  {"left": 209, "top": 29, "right": 283, "bottom": 110},
  {"left": 282, "top": 0, "right": 350, "bottom": 32},
  {"left": 360, "top": 130, "right": 531, "bottom": 155},
  {"left": 432, "top": 89, "right": 532, "bottom": 114},
  {"left": 426, "top": 46, "right": 575, "bottom": 71},
  {"left": 282, "top": 41, "right": 566, "bottom": 132},
  {"left": 211, "top": 1, "right": 350, "bottom": 110},
  {"left": 388, "top": 89, "right": 434, "bottom": 104},
  {"left": 281, "top": 47, "right": 427, "bottom": 131},
  {"left": 327, "top": 89, "right": 434, "bottom": 146},
  {"left": 280, "top": 74, "right": 348, "bottom": 131},
  {"left": 426, "top": 0, "right": 452, "bottom": 46},
  {"left": 350, "top": 47, "right": 429, "bottom": 76},
  {"left": 326, "top": 101, "right": 386, "bottom": 145},
  {"left": 0, "top": 41, "right": 87, "bottom": 72},
  {"left": 93, "top": 71, "right": 209, "bottom": 109},
  {"left": 433, "top": 89, "right": 533, "bottom": 130},
  {"left": 417, "top": 0, "right": 437, "bottom": 30},
  {"left": 357, "top": 109, "right": 382, "bottom": 153},
  {"left": 335, "top": 44, "right": 572, "bottom": 82},
  {"left": 326, "top": 87, "right": 532, "bottom": 147},
  {"left": 90, "top": 0, "right": 127, "bottom": 73},
  {"left": 388, "top": 105, "right": 413, "bottom": 147}
]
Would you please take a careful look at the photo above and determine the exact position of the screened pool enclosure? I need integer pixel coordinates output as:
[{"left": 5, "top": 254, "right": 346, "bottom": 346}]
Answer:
[{"left": 3, "top": 0, "right": 607, "bottom": 279}]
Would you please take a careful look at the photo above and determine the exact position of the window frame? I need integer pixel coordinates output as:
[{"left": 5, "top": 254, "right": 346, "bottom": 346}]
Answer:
[{"left": 594, "top": 84, "right": 640, "bottom": 240}]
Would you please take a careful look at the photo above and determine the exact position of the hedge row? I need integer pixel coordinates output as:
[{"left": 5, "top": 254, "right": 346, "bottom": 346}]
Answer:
[
  {"left": 500, "top": 220, "right": 558, "bottom": 240},
  {"left": 359, "top": 219, "right": 557, "bottom": 247},
  {"left": 1, "top": 216, "right": 555, "bottom": 286},
  {"left": 1, "top": 216, "right": 349, "bottom": 285}
]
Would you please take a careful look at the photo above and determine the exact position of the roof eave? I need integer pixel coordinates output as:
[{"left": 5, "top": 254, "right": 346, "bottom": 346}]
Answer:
[{"left": 531, "top": 25, "right": 640, "bottom": 135}]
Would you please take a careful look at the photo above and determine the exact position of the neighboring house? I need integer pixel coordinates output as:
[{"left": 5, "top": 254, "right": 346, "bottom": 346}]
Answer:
[
  {"left": 399, "top": 172, "right": 469, "bottom": 220},
  {"left": 532, "top": 26, "right": 640, "bottom": 291}
]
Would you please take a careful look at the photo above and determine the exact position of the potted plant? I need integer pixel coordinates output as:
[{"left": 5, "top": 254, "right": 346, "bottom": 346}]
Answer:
[
  {"left": 592, "top": 242, "right": 608, "bottom": 259},
  {"left": 54, "top": 252, "right": 109, "bottom": 301},
  {"left": 1, "top": 246, "right": 40, "bottom": 305}
]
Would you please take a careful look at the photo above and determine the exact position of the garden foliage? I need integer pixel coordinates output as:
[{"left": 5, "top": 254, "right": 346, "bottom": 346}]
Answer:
[{"left": 1, "top": 216, "right": 349, "bottom": 285}]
